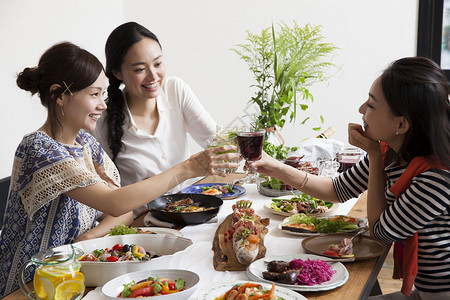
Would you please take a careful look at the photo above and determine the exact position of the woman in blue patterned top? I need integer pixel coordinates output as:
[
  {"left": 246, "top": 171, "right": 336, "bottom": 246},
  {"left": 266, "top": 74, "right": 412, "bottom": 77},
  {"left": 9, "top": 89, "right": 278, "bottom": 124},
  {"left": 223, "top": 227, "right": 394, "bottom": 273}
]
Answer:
[
  {"left": 252, "top": 57, "right": 450, "bottom": 299},
  {"left": 0, "top": 42, "right": 238, "bottom": 297}
]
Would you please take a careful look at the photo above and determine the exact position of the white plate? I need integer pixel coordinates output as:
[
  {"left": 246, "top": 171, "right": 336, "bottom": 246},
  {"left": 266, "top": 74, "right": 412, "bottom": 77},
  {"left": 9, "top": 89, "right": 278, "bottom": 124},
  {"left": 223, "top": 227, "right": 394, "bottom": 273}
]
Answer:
[
  {"left": 197, "top": 280, "right": 307, "bottom": 300},
  {"left": 278, "top": 215, "right": 368, "bottom": 237},
  {"left": 102, "top": 269, "right": 199, "bottom": 300},
  {"left": 264, "top": 195, "right": 339, "bottom": 217},
  {"left": 106, "top": 227, "right": 183, "bottom": 237},
  {"left": 246, "top": 254, "right": 349, "bottom": 292}
]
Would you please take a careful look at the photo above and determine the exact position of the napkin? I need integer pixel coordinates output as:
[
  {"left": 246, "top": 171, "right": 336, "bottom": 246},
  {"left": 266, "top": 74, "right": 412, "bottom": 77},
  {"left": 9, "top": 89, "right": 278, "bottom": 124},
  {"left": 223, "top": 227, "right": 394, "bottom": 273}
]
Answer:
[
  {"left": 294, "top": 138, "right": 344, "bottom": 161},
  {"left": 82, "top": 287, "right": 105, "bottom": 300},
  {"left": 143, "top": 212, "right": 218, "bottom": 228}
]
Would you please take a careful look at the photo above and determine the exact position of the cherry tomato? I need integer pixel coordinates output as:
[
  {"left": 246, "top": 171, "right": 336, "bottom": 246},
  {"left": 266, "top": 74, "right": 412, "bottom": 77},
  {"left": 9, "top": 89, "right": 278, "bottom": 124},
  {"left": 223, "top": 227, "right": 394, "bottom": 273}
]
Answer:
[
  {"left": 168, "top": 282, "right": 176, "bottom": 291},
  {"left": 323, "top": 250, "right": 340, "bottom": 257},
  {"left": 106, "top": 256, "right": 119, "bottom": 262},
  {"left": 112, "top": 244, "right": 123, "bottom": 252}
]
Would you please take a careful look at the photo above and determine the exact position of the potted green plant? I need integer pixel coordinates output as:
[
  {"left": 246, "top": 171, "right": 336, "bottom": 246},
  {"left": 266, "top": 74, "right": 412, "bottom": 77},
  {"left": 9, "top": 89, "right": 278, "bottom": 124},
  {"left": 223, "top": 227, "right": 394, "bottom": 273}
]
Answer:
[
  {"left": 233, "top": 21, "right": 339, "bottom": 196},
  {"left": 232, "top": 21, "right": 339, "bottom": 138}
]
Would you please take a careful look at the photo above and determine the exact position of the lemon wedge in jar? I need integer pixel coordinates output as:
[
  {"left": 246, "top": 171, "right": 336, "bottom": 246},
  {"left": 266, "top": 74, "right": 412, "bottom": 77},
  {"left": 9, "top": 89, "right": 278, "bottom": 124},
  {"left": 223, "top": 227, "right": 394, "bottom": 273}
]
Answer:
[{"left": 54, "top": 278, "right": 85, "bottom": 300}]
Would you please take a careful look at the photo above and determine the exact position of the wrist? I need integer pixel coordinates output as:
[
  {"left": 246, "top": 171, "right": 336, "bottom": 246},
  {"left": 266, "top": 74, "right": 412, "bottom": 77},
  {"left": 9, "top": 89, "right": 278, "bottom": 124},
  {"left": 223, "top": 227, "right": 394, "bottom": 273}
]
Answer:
[{"left": 175, "top": 160, "right": 194, "bottom": 181}]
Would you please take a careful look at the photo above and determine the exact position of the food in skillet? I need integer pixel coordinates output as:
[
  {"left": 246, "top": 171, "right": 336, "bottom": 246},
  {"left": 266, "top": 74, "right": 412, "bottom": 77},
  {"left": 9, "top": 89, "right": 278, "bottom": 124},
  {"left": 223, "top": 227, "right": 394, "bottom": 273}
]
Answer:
[
  {"left": 281, "top": 214, "right": 363, "bottom": 234},
  {"left": 262, "top": 258, "right": 336, "bottom": 286},
  {"left": 164, "top": 197, "right": 214, "bottom": 212},
  {"left": 270, "top": 194, "right": 333, "bottom": 215},
  {"left": 118, "top": 276, "right": 186, "bottom": 298},
  {"left": 215, "top": 282, "right": 280, "bottom": 300}
]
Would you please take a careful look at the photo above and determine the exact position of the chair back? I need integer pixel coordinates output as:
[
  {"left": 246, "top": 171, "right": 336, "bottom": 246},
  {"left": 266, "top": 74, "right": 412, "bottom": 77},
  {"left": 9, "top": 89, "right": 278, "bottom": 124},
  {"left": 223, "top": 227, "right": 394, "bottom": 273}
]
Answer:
[{"left": 0, "top": 176, "right": 11, "bottom": 228}]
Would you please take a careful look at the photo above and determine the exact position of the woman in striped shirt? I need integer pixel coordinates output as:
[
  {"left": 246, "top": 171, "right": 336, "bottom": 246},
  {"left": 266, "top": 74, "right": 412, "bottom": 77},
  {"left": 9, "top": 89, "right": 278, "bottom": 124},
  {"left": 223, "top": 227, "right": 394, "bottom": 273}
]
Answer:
[{"left": 252, "top": 57, "right": 450, "bottom": 299}]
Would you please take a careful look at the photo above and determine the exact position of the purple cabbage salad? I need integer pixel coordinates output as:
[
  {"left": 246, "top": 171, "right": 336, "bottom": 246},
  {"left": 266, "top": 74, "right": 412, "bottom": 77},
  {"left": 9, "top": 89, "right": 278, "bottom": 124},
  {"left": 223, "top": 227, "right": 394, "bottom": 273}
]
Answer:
[{"left": 289, "top": 258, "right": 336, "bottom": 286}]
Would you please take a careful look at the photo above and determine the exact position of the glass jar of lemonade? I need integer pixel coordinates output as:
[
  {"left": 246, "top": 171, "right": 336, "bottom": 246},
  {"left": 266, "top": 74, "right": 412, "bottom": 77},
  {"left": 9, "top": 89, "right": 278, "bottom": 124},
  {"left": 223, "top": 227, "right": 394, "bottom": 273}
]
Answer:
[{"left": 19, "top": 244, "right": 85, "bottom": 300}]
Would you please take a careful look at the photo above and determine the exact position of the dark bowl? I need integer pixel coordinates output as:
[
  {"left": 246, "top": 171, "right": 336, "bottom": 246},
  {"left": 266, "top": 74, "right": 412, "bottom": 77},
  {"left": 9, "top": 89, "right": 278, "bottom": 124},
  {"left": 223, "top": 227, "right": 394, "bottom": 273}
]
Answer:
[{"left": 146, "top": 193, "right": 223, "bottom": 225}]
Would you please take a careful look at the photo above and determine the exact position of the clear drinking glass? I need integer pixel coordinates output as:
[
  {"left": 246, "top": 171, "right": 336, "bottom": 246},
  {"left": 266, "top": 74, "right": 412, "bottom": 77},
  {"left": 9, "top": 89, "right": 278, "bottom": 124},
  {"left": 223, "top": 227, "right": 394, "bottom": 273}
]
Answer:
[
  {"left": 207, "top": 136, "right": 238, "bottom": 174},
  {"left": 321, "top": 160, "right": 340, "bottom": 178},
  {"left": 236, "top": 127, "right": 265, "bottom": 184}
]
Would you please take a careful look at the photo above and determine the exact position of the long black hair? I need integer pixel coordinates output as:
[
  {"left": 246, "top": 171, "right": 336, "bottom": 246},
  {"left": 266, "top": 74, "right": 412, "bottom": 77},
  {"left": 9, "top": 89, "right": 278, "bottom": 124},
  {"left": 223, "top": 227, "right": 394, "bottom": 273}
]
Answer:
[
  {"left": 104, "top": 22, "right": 162, "bottom": 161},
  {"left": 381, "top": 56, "right": 450, "bottom": 168},
  {"left": 16, "top": 42, "right": 104, "bottom": 138}
]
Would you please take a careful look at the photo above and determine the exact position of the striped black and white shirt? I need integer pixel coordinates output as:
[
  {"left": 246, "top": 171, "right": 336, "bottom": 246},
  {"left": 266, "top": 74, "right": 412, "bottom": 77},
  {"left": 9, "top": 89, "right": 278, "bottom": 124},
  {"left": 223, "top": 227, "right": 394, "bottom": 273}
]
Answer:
[{"left": 332, "top": 155, "right": 450, "bottom": 293}]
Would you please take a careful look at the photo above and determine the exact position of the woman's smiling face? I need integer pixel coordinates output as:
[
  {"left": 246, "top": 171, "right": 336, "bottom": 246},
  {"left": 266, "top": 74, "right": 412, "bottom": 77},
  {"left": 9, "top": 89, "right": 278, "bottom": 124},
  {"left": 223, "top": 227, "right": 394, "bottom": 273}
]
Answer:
[
  {"left": 114, "top": 37, "right": 166, "bottom": 102},
  {"left": 63, "top": 71, "right": 108, "bottom": 133},
  {"left": 359, "top": 76, "right": 405, "bottom": 146}
]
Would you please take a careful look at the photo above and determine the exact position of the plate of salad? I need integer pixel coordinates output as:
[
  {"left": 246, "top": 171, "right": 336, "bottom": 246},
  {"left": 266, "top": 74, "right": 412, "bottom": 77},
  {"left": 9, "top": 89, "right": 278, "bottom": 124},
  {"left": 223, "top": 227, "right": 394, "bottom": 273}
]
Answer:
[
  {"left": 278, "top": 214, "right": 368, "bottom": 237},
  {"left": 264, "top": 194, "right": 338, "bottom": 217},
  {"left": 181, "top": 183, "right": 245, "bottom": 200},
  {"left": 101, "top": 269, "right": 199, "bottom": 299}
]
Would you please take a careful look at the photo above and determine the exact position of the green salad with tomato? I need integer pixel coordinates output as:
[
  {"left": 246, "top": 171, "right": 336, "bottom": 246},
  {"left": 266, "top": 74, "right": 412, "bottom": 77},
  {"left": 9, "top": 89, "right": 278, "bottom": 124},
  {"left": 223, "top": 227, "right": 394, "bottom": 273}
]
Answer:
[
  {"left": 270, "top": 194, "right": 333, "bottom": 215},
  {"left": 282, "top": 213, "right": 362, "bottom": 233}
]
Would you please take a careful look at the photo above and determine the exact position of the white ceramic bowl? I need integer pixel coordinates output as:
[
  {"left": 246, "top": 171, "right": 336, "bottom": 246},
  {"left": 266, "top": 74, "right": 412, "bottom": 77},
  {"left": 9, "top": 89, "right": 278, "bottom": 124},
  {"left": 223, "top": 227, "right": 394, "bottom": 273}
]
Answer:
[
  {"left": 72, "top": 234, "right": 193, "bottom": 286},
  {"left": 102, "top": 269, "right": 199, "bottom": 300}
]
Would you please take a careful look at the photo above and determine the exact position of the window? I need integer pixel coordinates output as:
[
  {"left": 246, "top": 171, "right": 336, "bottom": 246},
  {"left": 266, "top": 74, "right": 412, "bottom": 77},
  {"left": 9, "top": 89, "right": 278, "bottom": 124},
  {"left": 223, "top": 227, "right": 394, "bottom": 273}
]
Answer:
[{"left": 417, "top": 0, "right": 450, "bottom": 83}]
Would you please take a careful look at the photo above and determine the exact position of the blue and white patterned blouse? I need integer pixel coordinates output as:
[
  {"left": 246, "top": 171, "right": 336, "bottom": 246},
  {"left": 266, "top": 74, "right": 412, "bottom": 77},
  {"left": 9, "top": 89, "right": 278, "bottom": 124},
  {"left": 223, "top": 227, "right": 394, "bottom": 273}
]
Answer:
[{"left": 0, "top": 130, "right": 120, "bottom": 297}]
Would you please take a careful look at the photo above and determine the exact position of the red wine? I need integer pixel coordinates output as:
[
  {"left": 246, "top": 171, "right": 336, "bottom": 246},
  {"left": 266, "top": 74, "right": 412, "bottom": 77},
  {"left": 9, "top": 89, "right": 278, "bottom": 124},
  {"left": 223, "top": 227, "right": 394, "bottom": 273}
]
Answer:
[
  {"left": 236, "top": 132, "right": 264, "bottom": 161},
  {"left": 338, "top": 160, "right": 357, "bottom": 172}
]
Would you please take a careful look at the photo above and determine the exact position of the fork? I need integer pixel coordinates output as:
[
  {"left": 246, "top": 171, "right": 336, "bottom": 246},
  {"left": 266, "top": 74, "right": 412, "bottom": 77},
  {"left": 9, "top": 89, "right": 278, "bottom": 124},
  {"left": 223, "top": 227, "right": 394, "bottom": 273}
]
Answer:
[
  {"left": 226, "top": 178, "right": 241, "bottom": 189},
  {"left": 350, "top": 226, "right": 369, "bottom": 241}
]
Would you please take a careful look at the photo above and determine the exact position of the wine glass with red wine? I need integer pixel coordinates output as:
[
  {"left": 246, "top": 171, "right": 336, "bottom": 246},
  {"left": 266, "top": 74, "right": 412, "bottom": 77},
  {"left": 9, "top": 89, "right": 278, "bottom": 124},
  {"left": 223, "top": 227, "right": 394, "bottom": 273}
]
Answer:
[{"left": 236, "top": 127, "right": 266, "bottom": 184}]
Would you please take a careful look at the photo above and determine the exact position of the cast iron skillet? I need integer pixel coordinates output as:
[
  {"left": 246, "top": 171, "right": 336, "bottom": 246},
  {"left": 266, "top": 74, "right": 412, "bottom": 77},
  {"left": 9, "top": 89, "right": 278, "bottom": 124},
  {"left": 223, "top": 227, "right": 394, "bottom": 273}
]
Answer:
[{"left": 147, "top": 193, "right": 223, "bottom": 225}]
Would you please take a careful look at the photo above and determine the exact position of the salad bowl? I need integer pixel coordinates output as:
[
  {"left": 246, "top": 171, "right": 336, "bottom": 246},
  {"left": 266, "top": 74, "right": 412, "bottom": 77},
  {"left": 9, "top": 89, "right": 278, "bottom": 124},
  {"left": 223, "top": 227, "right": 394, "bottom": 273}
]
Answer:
[{"left": 72, "top": 234, "right": 193, "bottom": 286}]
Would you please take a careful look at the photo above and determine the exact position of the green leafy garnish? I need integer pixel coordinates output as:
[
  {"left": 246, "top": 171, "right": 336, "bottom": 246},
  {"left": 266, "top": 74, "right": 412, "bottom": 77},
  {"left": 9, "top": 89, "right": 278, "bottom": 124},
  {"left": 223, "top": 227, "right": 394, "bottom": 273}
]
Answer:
[
  {"left": 121, "top": 281, "right": 135, "bottom": 298},
  {"left": 93, "top": 249, "right": 105, "bottom": 257},
  {"left": 175, "top": 278, "right": 186, "bottom": 291},
  {"left": 153, "top": 282, "right": 162, "bottom": 293},
  {"left": 284, "top": 213, "right": 359, "bottom": 233},
  {"left": 109, "top": 222, "right": 138, "bottom": 236}
]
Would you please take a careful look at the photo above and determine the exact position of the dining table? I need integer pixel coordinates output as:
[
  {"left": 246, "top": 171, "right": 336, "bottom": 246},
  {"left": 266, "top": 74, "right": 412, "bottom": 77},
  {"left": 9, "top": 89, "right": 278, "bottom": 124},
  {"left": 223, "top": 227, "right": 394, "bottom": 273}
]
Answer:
[{"left": 6, "top": 173, "right": 389, "bottom": 300}]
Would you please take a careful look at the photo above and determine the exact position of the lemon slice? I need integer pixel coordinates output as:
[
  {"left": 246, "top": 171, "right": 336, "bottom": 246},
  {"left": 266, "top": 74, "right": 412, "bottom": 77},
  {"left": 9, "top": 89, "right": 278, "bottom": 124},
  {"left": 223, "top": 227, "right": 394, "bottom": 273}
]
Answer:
[
  {"left": 38, "top": 266, "right": 73, "bottom": 278},
  {"left": 216, "top": 128, "right": 237, "bottom": 141},
  {"left": 54, "top": 279, "right": 85, "bottom": 300},
  {"left": 34, "top": 277, "right": 55, "bottom": 300}
]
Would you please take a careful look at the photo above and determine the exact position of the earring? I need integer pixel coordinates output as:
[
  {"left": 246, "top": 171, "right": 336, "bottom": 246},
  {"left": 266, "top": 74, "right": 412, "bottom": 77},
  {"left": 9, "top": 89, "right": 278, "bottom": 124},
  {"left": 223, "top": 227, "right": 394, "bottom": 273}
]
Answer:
[
  {"left": 396, "top": 131, "right": 399, "bottom": 135},
  {"left": 61, "top": 106, "right": 65, "bottom": 117}
]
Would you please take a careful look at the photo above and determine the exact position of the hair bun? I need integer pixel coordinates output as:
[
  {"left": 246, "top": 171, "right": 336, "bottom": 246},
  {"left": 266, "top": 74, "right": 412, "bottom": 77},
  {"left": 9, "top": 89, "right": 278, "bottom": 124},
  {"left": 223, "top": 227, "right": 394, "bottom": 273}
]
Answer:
[{"left": 16, "top": 67, "right": 40, "bottom": 94}]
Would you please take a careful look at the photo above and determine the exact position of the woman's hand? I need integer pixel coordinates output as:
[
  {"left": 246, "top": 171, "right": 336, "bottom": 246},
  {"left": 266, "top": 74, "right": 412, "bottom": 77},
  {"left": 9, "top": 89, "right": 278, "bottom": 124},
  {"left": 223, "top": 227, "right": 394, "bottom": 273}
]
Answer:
[
  {"left": 348, "top": 123, "right": 380, "bottom": 156},
  {"left": 185, "top": 145, "right": 240, "bottom": 177},
  {"left": 249, "top": 151, "right": 284, "bottom": 178}
]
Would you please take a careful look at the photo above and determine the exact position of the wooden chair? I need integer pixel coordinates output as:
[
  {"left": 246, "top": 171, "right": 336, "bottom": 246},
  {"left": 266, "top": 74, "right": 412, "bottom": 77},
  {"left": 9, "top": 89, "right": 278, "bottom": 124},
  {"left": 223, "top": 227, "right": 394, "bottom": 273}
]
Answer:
[{"left": 0, "top": 176, "right": 11, "bottom": 228}]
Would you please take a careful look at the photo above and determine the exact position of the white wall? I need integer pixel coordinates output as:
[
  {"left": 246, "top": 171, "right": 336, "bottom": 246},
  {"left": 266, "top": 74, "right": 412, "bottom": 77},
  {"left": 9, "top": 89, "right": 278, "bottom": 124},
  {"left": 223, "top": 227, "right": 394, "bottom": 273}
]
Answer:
[{"left": 0, "top": 0, "right": 418, "bottom": 178}]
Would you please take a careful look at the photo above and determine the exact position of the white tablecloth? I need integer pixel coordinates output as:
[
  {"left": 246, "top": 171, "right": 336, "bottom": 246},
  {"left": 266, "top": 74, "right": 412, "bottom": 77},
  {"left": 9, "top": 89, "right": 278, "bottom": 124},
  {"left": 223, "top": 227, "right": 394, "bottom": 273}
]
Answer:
[{"left": 83, "top": 184, "right": 357, "bottom": 299}]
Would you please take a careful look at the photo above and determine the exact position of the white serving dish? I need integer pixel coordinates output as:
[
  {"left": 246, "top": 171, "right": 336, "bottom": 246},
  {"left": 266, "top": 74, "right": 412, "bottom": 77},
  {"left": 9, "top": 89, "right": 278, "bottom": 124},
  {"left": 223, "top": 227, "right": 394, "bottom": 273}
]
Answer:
[
  {"left": 73, "top": 234, "right": 193, "bottom": 286},
  {"left": 102, "top": 269, "right": 199, "bottom": 300}
]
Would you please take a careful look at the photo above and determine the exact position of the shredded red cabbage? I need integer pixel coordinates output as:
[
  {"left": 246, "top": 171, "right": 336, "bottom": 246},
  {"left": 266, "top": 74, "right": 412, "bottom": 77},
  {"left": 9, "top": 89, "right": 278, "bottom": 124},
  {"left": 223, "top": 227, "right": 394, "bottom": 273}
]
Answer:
[{"left": 289, "top": 258, "right": 336, "bottom": 286}]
